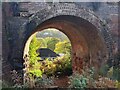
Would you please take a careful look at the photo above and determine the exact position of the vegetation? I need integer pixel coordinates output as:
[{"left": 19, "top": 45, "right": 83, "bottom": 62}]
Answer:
[
  {"left": 34, "top": 75, "right": 54, "bottom": 88},
  {"left": 45, "top": 37, "right": 60, "bottom": 51},
  {"left": 28, "top": 36, "right": 43, "bottom": 78},
  {"left": 3, "top": 29, "right": 120, "bottom": 89},
  {"left": 69, "top": 67, "right": 119, "bottom": 89},
  {"left": 26, "top": 54, "right": 71, "bottom": 77},
  {"left": 69, "top": 73, "right": 88, "bottom": 89},
  {"left": 54, "top": 41, "right": 71, "bottom": 54},
  {"left": 25, "top": 29, "right": 120, "bottom": 88},
  {"left": 36, "top": 28, "right": 69, "bottom": 41},
  {"left": 21, "top": 29, "right": 73, "bottom": 88},
  {"left": 29, "top": 36, "right": 40, "bottom": 65}
]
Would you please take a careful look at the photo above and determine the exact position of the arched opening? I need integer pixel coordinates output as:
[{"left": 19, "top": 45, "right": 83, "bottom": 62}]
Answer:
[
  {"left": 24, "top": 28, "right": 73, "bottom": 87},
  {"left": 24, "top": 15, "right": 108, "bottom": 66},
  {"left": 23, "top": 15, "right": 109, "bottom": 88}
]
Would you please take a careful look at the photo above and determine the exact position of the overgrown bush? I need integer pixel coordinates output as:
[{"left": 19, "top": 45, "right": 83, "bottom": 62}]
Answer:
[
  {"left": 54, "top": 53, "right": 72, "bottom": 76},
  {"left": 38, "top": 53, "right": 72, "bottom": 77},
  {"left": 29, "top": 69, "right": 43, "bottom": 78},
  {"left": 27, "top": 35, "right": 72, "bottom": 88},
  {"left": 42, "top": 59, "right": 57, "bottom": 76},
  {"left": 69, "top": 66, "right": 117, "bottom": 88},
  {"left": 28, "top": 35, "right": 72, "bottom": 77},
  {"left": 115, "top": 81, "right": 120, "bottom": 88},
  {"left": 99, "top": 64, "right": 109, "bottom": 76},
  {"left": 34, "top": 74, "right": 54, "bottom": 88},
  {"left": 69, "top": 73, "right": 88, "bottom": 89},
  {"left": 29, "top": 36, "right": 40, "bottom": 65},
  {"left": 54, "top": 41, "right": 71, "bottom": 54}
]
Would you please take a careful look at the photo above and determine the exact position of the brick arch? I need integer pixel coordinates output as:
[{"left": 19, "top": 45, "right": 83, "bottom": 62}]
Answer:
[{"left": 23, "top": 3, "right": 114, "bottom": 73}]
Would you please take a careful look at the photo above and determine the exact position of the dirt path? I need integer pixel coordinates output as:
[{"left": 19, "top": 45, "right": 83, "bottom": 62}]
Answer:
[{"left": 53, "top": 76, "right": 70, "bottom": 88}]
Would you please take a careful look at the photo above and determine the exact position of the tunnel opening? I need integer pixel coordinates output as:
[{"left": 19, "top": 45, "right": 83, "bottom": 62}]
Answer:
[
  {"left": 24, "top": 28, "right": 73, "bottom": 87},
  {"left": 23, "top": 15, "right": 109, "bottom": 87}
]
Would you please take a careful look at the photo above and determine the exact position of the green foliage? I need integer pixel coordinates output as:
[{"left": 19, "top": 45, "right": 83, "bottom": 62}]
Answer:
[
  {"left": 46, "top": 37, "right": 60, "bottom": 51},
  {"left": 28, "top": 36, "right": 43, "bottom": 78},
  {"left": 105, "top": 66, "right": 120, "bottom": 81},
  {"left": 99, "top": 62, "right": 120, "bottom": 82},
  {"left": 29, "top": 36, "right": 40, "bottom": 65},
  {"left": 43, "top": 59, "right": 57, "bottom": 76},
  {"left": 37, "top": 38, "right": 47, "bottom": 48},
  {"left": 34, "top": 75, "right": 54, "bottom": 88},
  {"left": 54, "top": 41, "right": 71, "bottom": 54},
  {"left": 29, "top": 69, "right": 42, "bottom": 77},
  {"left": 37, "top": 37, "right": 60, "bottom": 51},
  {"left": 89, "top": 67, "right": 95, "bottom": 78},
  {"left": 115, "top": 81, "right": 120, "bottom": 88},
  {"left": 29, "top": 61, "right": 42, "bottom": 78},
  {"left": 99, "top": 64, "right": 109, "bottom": 76},
  {"left": 69, "top": 73, "right": 88, "bottom": 89},
  {"left": 55, "top": 53, "right": 72, "bottom": 76},
  {"left": 107, "top": 67, "right": 113, "bottom": 78},
  {"left": 28, "top": 33, "right": 72, "bottom": 78},
  {"left": 104, "top": 52, "right": 120, "bottom": 82},
  {"left": 112, "top": 67, "right": 120, "bottom": 81},
  {"left": 39, "top": 53, "right": 72, "bottom": 76}
]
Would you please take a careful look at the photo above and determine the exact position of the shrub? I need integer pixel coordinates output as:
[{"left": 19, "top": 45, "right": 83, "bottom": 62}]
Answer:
[
  {"left": 34, "top": 75, "right": 54, "bottom": 88},
  {"left": 99, "top": 64, "right": 109, "bottom": 76},
  {"left": 29, "top": 69, "right": 43, "bottom": 78},
  {"left": 43, "top": 60, "right": 57, "bottom": 76},
  {"left": 69, "top": 73, "right": 88, "bottom": 89},
  {"left": 115, "top": 81, "right": 120, "bottom": 88},
  {"left": 54, "top": 41, "right": 71, "bottom": 54},
  {"left": 29, "top": 36, "right": 40, "bottom": 65}
]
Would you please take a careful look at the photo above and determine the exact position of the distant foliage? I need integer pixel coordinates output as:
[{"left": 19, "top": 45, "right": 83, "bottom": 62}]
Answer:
[
  {"left": 37, "top": 37, "right": 60, "bottom": 51},
  {"left": 37, "top": 38, "right": 47, "bottom": 48},
  {"left": 54, "top": 41, "right": 71, "bottom": 54},
  {"left": 36, "top": 29, "right": 69, "bottom": 41},
  {"left": 46, "top": 37, "right": 60, "bottom": 51}
]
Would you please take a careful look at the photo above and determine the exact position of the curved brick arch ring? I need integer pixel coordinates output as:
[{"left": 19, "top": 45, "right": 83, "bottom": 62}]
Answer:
[{"left": 26, "top": 3, "right": 114, "bottom": 62}]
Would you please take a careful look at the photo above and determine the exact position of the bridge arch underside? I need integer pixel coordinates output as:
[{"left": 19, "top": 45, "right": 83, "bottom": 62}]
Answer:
[{"left": 24, "top": 15, "right": 109, "bottom": 72}]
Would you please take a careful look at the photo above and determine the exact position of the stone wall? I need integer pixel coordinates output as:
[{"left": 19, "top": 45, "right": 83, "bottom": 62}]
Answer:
[
  {"left": 8, "top": 2, "right": 119, "bottom": 53},
  {"left": 1, "top": 3, "right": 13, "bottom": 83},
  {"left": 17, "top": 2, "right": 118, "bottom": 44},
  {"left": 2, "top": 2, "right": 119, "bottom": 83}
]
